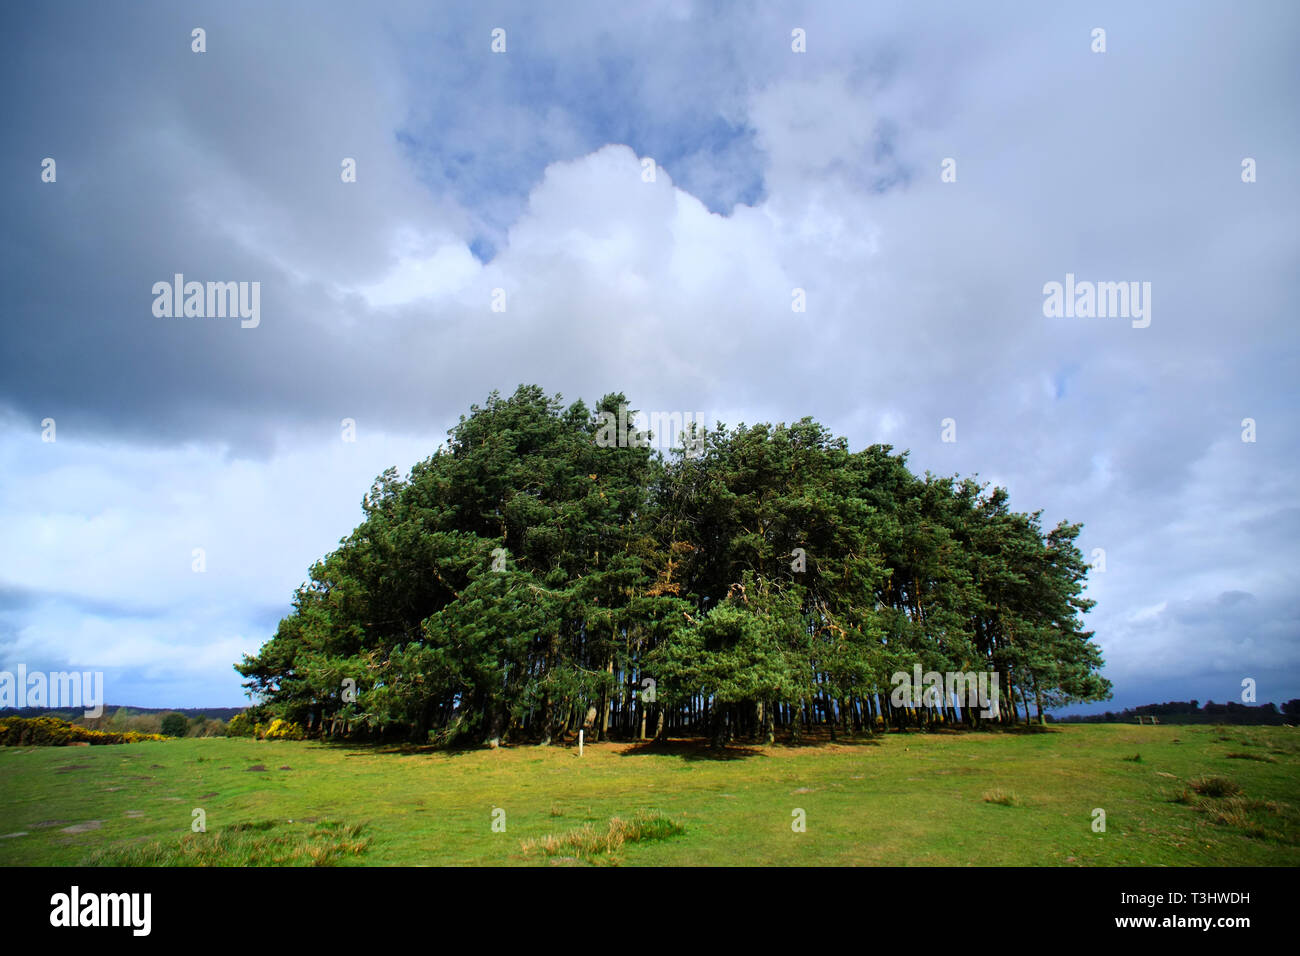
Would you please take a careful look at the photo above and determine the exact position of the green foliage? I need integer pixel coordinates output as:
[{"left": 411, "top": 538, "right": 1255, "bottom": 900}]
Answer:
[
  {"left": 160, "top": 712, "right": 189, "bottom": 737},
  {"left": 235, "top": 384, "right": 1112, "bottom": 746}
]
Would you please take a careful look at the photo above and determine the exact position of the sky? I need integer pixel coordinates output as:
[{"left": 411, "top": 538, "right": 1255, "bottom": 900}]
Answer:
[{"left": 1, "top": 1, "right": 1296, "bottom": 713}]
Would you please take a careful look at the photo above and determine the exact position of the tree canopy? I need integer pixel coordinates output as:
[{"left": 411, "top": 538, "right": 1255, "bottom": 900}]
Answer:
[{"left": 236, "top": 385, "right": 1111, "bottom": 746}]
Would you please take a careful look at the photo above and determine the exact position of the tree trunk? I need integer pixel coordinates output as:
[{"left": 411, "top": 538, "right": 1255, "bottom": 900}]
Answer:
[
  {"left": 598, "top": 653, "right": 613, "bottom": 741},
  {"left": 483, "top": 698, "right": 505, "bottom": 749},
  {"left": 709, "top": 704, "right": 726, "bottom": 749}
]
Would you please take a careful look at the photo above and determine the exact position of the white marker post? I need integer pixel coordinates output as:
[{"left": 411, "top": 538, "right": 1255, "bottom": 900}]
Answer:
[{"left": 579, "top": 730, "right": 584, "bottom": 756}]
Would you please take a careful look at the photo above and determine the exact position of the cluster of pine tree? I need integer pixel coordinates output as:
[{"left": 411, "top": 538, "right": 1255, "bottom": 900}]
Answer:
[{"left": 237, "top": 385, "right": 1111, "bottom": 746}]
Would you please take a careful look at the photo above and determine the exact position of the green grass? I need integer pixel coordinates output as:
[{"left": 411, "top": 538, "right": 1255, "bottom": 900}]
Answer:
[
  {"left": 81, "top": 820, "right": 369, "bottom": 866},
  {"left": 0, "top": 724, "right": 1296, "bottom": 866},
  {"left": 1188, "top": 775, "right": 1243, "bottom": 797},
  {"left": 981, "top": 788, "right": 1024, "bottom": 807},
  {"left": 519, "top": 811, "right": 684, "bottom": 863}
]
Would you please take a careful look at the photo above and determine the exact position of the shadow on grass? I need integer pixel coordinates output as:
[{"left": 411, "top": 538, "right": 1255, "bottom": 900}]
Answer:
[
  {"left": 874, "top": 724, "right": 1059, "bottom": 737},
  {"left": 995, "top": 725, "right": 1061, "bottom": 736},
  {"left": 618, "top": 739, "right": 767, "bottom": 761},
  {"left": 318, "top": 739, "right": 487, "bottom": 758},
  {"left": 310, "top": 733, "right": 507, "bottom": 758},
  {"left": 312, "top": 736, "right": 629, "bottom": 758},
  {"left": 618, "top": 735, "right": 884, "bottom": 758},
  {"left": 308, "top": 724, "right": 1042, "bottom": 758}
]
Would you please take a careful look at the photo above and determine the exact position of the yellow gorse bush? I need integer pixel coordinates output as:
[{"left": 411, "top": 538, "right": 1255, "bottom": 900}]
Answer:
[{"left": 0, "top": 715, "right": 165, "bottom": 746}]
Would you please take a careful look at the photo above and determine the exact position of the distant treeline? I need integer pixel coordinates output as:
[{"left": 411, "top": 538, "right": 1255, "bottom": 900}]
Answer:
[
  {"left": 1054, "top": 699, "right": 1299, "bottom": 726},
  {"left": 0, "top": 707, "right": 240, "bottom": 737},
  {"left": 238, "top": 385, "right": 1111, "bottom": 747},
  {"left": 0, "top": 706, "right": 244, "bottom": 721}
]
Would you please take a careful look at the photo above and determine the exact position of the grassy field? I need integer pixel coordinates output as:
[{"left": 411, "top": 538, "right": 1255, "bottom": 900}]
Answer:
[{"left": 1, "top": 724, "right": 1296, "bottom": 866}]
